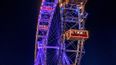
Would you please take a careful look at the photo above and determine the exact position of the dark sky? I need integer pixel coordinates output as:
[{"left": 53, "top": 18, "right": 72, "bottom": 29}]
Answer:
[{"left": 0, "top": 0, "right": 115, "bottom": 65}]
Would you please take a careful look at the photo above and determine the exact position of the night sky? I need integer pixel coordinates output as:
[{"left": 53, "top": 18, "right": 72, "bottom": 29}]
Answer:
[{"left": 0, "top": 0, "right": 115, "bottom": 65}]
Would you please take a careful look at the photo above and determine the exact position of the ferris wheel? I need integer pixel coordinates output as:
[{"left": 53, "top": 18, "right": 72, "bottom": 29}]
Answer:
[{"left": 34, "top": 0, "right": 89, "bottom": 65}]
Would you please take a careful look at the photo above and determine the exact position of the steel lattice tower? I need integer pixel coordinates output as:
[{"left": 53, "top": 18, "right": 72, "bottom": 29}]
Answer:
[{"left": 34, "top": 0, "right": 89, "bottom": 65}]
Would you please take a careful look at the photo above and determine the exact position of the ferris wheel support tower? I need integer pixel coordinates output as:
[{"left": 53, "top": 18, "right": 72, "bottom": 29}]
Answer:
[{"left": 58, "top": 0, "right": 89, "bottom": 65}]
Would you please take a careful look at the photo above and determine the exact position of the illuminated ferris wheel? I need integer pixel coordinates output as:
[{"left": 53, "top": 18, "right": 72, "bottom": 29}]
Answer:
[{"left": 34, "top": 0, "right": 89, "bottom": 65}]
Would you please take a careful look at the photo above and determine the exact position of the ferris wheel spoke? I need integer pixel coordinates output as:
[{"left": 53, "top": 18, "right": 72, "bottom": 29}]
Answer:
[
  {"left": 64, "top": 22, "right": 71, "bottom": 29},
  {"left": 65, "top": 41, "right": 74, "bottom": 48},
  {"left": 48, "top": 35, "right": 62, "bottom": 43},
  {"left": 48, "top": 30, "right": 58, "bottom": 42},
  {"left": 49, "top": 21, "right": 57, "bottom": 35},
  {"left": 49, "top": 31, "right": 56, "bottom": 38},
  {"left": 69, "top": 52, "right": 76, "bottom": 58},
  {"left": 48, "top": 55, "right": 54, "bottom": 64},
  {"left": 70, "top": 53, "right": 76, "bottom": 60},
  {"left": 63, "top": 53, "right": 70, "bottom": 64},
  {"left": 71, "top": 42, "right": 77, "bottom": 49},
  {"left": 48, "top": 53, "right": 58, "bottom": 64},
  {"left": 67, "top": 54, "right": 73, "bottom": 64},
  {"left": 68, "top": 41, "right": 77, "bottom": 50},
  {"left": 70, "top": 23, "right": 78, "bottom": 29},
  {"left": 48, "top": 38, "right": 55, "bottom": 43},
  {"left": 52, "top": 53, "right": 59, "bottom": 63}
]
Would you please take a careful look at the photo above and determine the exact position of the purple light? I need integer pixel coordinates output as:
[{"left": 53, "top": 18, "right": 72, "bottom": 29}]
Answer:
[
  {"left": 41, "top": 6, "right": 53, "bottom": 11},
  {"left": 35, "top": 0, "right": 58, "bottom": 65}
]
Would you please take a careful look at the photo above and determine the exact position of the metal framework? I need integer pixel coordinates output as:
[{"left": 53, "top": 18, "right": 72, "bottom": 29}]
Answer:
[{"left": 34, "top": 0, "right": 89, "bottom": 65}]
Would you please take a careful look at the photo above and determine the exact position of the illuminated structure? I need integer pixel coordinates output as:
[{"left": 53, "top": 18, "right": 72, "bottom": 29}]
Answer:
[{"left": 34, "top": 0, "right": 89, "bottom": 65}]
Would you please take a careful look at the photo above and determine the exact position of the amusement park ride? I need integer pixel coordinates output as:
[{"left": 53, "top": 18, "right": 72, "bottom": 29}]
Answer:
[{"left": 34, "top": 0, "right": 89, "bottom": 65}]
